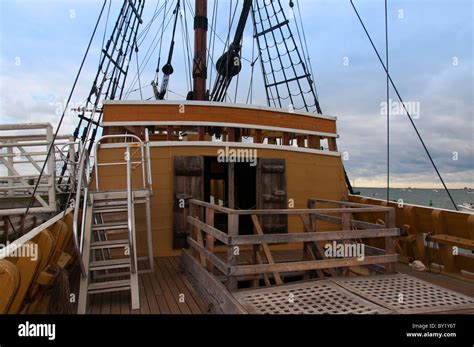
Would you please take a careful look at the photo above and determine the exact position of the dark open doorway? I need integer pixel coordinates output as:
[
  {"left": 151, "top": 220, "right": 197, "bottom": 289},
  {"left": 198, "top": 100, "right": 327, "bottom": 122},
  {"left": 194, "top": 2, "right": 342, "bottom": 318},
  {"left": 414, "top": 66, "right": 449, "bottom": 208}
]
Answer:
[{"left": 203, "top": 157, "right": 257, "bottom": 235}]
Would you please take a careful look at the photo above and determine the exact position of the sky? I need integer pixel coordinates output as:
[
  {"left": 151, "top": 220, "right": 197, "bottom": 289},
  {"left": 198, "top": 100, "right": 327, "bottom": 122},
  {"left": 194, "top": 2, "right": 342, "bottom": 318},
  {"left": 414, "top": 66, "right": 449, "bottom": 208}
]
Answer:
[{"left": 0, "top": 0, "right": 472, "bottom": 188}]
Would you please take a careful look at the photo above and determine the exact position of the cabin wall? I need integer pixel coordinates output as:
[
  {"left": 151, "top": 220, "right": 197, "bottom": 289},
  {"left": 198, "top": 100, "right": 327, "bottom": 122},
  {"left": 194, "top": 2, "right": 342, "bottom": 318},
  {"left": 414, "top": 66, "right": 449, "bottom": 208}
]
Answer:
[{"left": 96, "top": 145, "right": 347, "bottom": 257}]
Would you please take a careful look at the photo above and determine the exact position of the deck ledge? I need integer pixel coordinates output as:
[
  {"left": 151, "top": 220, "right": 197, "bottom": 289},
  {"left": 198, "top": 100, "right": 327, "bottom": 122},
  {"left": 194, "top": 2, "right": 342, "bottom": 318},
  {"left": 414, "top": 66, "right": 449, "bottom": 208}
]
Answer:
[{"left": 100, "top": 141, "right": 342, "bottom": 157}]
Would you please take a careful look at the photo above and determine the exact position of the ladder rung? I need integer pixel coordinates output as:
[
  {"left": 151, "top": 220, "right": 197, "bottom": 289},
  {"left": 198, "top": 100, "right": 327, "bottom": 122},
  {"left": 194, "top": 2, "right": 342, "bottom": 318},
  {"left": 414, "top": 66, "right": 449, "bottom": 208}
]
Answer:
[
  {"left": 254, "top": 20, "right": 289, "bottom": 38},
  {"left": 90, "top": 257, "right": 130, "bottom": 271},
  {"left": 92, "top": 222, "right": 128, "bottom": 231},
  {"left": 88, "top": 279, "right": 131, "bottom": 294},
  {"left": 93, "top": 207, "right": 128, "bottom": 214},
  {"left": 90, "top": 239, "right": 129, "bottom": 250},
  {"left": 266, "top": 74, "right": 311, "bottom": 88}
]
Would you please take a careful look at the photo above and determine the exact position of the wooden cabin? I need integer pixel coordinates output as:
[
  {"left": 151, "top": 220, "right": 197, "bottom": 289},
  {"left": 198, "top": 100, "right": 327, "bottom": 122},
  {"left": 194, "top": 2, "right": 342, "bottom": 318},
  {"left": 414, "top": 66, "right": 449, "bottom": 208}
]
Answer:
[{"left": 97, "top": 100, "right": 347, "bottom": 258}]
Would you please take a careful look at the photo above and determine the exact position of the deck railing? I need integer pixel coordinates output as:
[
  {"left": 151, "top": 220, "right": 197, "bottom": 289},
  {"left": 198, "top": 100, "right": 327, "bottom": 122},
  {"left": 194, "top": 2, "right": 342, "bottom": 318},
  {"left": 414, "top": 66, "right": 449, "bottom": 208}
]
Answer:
[{"left": 186, "top": 198, "right": 400, "bottom": 291}]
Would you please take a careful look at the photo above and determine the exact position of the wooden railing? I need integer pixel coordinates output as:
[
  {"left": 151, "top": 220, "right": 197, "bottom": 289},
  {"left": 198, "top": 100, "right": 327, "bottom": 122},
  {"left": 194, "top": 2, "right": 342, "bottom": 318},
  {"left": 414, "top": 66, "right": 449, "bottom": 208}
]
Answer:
[
  {"left": 186, "top": 198, "right": 400, "bottom": 291},
  {"left": 349, "top": 194, "right": 474, "bottom": 281}
]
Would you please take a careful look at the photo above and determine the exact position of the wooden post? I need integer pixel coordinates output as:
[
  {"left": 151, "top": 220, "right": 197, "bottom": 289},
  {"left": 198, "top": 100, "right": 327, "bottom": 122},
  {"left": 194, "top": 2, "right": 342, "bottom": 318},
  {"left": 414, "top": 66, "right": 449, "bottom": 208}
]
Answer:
[
  {"left": 198, "top": 126, "right": 205, "bottom": 141},
  {"left": 328, "top": 138, "right": 337, "bottom": 151},
  {"left": 283, "top": 133, "right": 290, "bottom": 146},
  {"left": 384, "top": 209, "right": 396, "bottom": 273},
  {"left": 228, "top": 162, "right": 235, "bottom": 209},
  {"left": 206, "top": 207, "right": 215, "bottom": 273},
  {"left": 432, "top": 210, "right": 458, "bottom": 274},
  {"left": 167, "top": 126, "right": 173, "bottom": 140},
  {"left": 227, "top": 214, "right": 238, "bottom": 291},
  {"left": 255, "top": 129, "right": 263, "bottom": 144},
  {"left": 228, "top": 128, "right": 235, "bottom": 142}
]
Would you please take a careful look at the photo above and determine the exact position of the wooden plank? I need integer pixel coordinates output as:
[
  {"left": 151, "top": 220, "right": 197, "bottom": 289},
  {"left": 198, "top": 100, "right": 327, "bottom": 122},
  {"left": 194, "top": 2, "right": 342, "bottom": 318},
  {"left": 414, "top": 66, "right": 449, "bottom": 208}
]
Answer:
[
  {"left": 119, "top": 290, "right": 130, "bottom": 314},
  {"left": 227, "top": 207, "right": 393, "bottom": 215},
  {"left": 146, "top": 264, "right": 171, "bottom": 314},
  {"left": 141, "top": 273, "right": 161, "bottom": 313},
  {"left": 100, "top": 292, "right": 111, "bottom": 315},
  {"left": 231, "top": 228, "right": 400, "bottom": 245},
  {"left": 251, "top": 215, "right": 283, "bottom": 285},
  {"left": 187, "top": 216, "right": 229, "bottom": 244},
  {"left": 110, "top": 292, "right": 121, "bottom": 314},
  {"left": 181, "top": 250, "right": 247, "bottom": 314},
  {"left": 168, "top": 257, "right": 209, "bottom": 313},
  {"left": 150, "top": 260, "right": 181, "bottom": 314},
  {"left": 189, "top": 199, "right": 233, "bottom": 214},
  {"left": 155, "top": 258, "right": 191, "bottom": 314},
  {"left": 230, "top": 254, "right": 400, "bottom": 276},
  {"left": 187, "top": 237, "right": 228, "bottom": 274},
  {"left": 160, "top": 258, "right": 203, "bottom": 314}
]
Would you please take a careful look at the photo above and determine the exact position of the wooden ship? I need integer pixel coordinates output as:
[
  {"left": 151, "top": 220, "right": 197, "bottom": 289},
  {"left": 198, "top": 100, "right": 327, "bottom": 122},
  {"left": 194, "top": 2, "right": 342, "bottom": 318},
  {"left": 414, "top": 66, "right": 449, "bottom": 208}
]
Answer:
[{"left": 0, "top": 0, "right": 473, "bottom": 315}]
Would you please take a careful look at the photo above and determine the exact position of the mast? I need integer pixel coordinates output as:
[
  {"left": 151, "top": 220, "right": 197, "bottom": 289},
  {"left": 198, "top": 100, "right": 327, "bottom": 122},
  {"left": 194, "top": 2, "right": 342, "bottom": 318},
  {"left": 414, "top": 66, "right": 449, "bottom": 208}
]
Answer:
[{"left": 192, "top": 0, "right": 208, "bottom": 100}]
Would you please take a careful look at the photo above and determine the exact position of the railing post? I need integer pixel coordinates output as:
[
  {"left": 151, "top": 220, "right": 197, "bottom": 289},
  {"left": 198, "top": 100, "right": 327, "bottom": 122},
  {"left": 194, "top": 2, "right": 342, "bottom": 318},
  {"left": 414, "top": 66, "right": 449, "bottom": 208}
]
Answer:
[
  {"left": 206, "top": 207, "right": 215, "bottom": 273},
  {"left": 46, "top": 124, "right": 56, "bottom": 211},
  {"left": 385, "top": 208, "right": 396, "bottom": 273},
  {"left": 227, "top": 213, "right": 238, "bottom": 291}
]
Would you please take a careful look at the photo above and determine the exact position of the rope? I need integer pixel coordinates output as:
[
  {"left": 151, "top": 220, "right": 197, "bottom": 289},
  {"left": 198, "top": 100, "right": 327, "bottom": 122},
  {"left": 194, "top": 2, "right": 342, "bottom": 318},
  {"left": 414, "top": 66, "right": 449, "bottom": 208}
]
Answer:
[
  {"left": 350, "top": 0, "right": 459, "bottom": 211},
  {"left": 22, "top": 0, "right": 109, "bottom": 222}
]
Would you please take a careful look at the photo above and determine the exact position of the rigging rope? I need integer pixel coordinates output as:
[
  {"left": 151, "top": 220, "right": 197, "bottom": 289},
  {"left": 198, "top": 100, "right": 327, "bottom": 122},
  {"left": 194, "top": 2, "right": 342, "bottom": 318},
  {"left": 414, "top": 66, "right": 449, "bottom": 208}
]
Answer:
[
  {"left": 350, "top": 0, "right": 458, "bottom": 210},
  {"left": 23, "top": 0, "right": 109, "bottom": 220}
]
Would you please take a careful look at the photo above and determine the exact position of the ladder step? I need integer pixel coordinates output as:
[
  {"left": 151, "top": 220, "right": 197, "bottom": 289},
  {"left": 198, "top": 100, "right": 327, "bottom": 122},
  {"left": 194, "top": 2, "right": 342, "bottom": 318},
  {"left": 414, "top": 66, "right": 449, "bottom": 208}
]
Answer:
[
  {"left": 90, "top": 258, "right": 130, "bottom": 271},
  {"left": 90, "top": 239, "right": 129, "bottom": 250},
  {"left": 93, "top": 207, "right": 128, "bottom": 214},
  {"left": 92, "top": 222, "right": 128, "bottom": 231},
  {"left": 88, "top": 279, "right": 131, "bottom": 294}
]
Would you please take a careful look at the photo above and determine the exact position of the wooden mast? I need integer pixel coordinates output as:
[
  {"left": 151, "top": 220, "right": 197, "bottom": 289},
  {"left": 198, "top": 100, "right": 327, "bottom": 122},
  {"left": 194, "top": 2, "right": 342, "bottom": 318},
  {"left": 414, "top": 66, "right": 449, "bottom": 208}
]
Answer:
[{"left": 192, "top": 0, "right": 208, "bottom": 100}]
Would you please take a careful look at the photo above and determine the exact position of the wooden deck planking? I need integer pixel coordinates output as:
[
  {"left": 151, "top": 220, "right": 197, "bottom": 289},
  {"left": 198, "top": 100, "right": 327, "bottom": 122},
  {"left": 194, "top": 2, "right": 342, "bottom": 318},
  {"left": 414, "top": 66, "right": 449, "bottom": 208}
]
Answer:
[
  {"left": 87, "top": 256, "right": 207, "bottom": 314},
  {"left": 86, "top": 253, "right": 474, "bottom": 314}
]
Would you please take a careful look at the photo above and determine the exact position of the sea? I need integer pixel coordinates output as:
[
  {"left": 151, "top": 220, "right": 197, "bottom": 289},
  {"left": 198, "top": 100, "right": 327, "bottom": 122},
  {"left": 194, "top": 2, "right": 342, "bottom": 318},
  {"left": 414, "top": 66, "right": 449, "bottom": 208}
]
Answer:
[{"left": 354, "top": 188, "right": 473, "bottom": 211}]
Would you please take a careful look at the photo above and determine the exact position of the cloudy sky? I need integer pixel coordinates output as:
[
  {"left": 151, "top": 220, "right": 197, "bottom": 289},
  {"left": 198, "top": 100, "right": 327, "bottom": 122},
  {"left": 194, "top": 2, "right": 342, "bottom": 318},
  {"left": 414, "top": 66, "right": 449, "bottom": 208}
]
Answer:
[{"left": 0, "top": 0, "right": 472, "bottom": 188}]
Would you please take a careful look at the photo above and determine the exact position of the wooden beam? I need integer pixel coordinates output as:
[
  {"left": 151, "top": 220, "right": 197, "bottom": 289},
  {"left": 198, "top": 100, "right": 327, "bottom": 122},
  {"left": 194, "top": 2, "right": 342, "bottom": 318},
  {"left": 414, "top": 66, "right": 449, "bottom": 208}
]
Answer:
[
  {"left": 187, "top": 216, "right": 229, "bottom": 244},
  {"left": 229, "top": 254, "right": 400, "bottom": 276},
  {"left": 251, "top": 215, "right": 283, "bottom": 285},
  {"left": 187, "top": 237, "right": 227, "bottom": 274},
  {"left": 181, "top": 250, "right": 246, "bottom": 314},
  {"left": 231, "top": 228, "right": 400, "bottom": 245}
]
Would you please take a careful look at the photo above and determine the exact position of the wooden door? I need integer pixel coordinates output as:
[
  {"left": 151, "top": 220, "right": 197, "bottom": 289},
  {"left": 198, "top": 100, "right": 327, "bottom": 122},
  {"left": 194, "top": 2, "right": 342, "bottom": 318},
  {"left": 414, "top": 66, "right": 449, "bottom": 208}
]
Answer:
[
  {"left": 172, "top": 156, "right": 204, "bottom": 249},
  {"left": 256, "top": 158, "right": 288, "bottom": 234}
]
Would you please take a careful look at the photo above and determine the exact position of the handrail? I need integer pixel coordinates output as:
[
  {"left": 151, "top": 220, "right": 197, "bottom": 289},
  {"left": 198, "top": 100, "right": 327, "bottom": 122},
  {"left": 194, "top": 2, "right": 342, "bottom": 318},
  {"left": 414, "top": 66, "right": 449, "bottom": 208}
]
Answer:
[
  {"left": 94, "top": 134, "right": 151, "bottom": 192},
  {"left": 72, "top": 144, "right": 89, "bottom": 277},
  {"left": 126, "top": 146, "right": 137, "bottom": 274},
  {"left": 93, "top": 134, "right": 152, "bottom": 275}
]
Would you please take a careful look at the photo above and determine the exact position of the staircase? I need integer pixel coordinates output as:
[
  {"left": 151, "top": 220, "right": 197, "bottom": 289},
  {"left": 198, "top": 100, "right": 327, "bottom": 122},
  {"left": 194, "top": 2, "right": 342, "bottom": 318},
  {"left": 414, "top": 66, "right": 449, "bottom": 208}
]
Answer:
[{"left": 75, "top": 134, "right": 153, "bottom": 314}]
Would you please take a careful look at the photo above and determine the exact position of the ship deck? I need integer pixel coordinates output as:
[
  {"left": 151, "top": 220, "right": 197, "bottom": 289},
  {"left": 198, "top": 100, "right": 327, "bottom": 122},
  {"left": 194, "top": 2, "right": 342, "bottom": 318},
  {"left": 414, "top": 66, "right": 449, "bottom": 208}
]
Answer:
[{"left": 84, "top": 251, "right": 474, "bottom": 314}]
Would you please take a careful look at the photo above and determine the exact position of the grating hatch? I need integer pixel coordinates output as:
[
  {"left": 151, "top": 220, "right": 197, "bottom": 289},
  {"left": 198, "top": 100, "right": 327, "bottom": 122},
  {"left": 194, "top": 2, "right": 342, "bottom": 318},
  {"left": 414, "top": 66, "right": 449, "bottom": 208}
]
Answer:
[
  {"left": 331, "top": 274, "right": 474, "bottom": 314},
  {"left": 233, "top": 280, "right": 391, "bottom": 314}
]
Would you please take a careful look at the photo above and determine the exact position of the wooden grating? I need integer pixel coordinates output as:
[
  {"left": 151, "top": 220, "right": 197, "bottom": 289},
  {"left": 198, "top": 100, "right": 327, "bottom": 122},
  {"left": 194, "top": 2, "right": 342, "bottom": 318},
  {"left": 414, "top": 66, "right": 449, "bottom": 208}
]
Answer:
[
  {"left": 331, "top": 274, "right": 474, "bottom": 314},
  {"left": 233, "top": 280, "right": 391, "bottom": 314}
]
